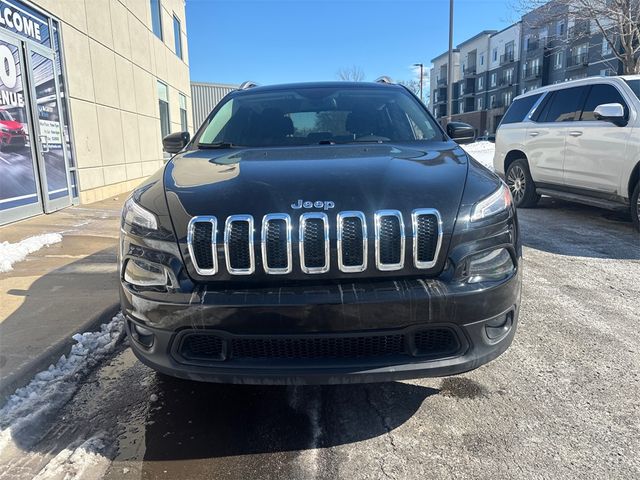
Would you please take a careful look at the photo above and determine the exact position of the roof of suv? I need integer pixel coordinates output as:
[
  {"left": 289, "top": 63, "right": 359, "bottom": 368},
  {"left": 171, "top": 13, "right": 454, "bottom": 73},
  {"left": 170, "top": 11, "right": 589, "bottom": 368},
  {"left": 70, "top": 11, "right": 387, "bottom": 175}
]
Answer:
[
  {"left": 515, "top": 74, "right": 640, "bottom": 101},
  {"left": 230, "top": 81, "right": 405, "bottom": 95}
]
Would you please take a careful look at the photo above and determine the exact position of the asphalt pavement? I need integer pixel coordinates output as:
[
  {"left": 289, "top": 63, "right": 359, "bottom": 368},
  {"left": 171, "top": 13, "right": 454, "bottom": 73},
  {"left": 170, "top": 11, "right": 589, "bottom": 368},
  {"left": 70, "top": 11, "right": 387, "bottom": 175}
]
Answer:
[{"left": 1, "top": 198, "right": 639, "bottom": 480}]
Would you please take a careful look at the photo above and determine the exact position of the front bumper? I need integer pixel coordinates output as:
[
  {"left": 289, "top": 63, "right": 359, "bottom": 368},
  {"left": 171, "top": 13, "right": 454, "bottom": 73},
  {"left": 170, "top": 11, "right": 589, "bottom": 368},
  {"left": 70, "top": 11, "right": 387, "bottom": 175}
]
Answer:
[{"left": 121, "top": 269, "right": 521, "bottom": 385}]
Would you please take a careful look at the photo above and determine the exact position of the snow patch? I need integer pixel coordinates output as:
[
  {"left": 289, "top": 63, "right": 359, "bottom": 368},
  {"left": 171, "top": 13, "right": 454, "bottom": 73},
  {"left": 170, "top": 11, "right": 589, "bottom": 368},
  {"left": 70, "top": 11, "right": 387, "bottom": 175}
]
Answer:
[
  {"left": 31, "top": 435, "right": 111, "bottom": 480},
  {"left": 0, "top": 314, "right": 125, "bottom": 452},
  {"left": 461, "top": 141, "right": 496, "bottom": 171},
  {"left": 0, "top": 233, "right": 63, "bottom": 273}
]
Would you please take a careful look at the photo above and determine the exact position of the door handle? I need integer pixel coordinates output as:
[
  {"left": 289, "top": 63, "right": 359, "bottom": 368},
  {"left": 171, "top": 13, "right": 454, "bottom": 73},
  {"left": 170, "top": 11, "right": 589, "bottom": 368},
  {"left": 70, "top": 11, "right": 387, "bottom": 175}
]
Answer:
[
  {"left": 529, "top": 131, "right": 539, "bottom": 137},
  {"left": 569, "top": 131, "right": 583, "bottom": 137},
  {"left": 39, "top": 134, "right": 50, "bottom": 153}
]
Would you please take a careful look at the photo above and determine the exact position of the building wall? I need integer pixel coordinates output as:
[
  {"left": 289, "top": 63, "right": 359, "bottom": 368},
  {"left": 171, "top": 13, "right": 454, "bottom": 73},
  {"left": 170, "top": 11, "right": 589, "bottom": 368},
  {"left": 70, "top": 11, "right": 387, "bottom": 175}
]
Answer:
[
  {"left": 35, "top": 0, "right": 193, "bottom": 204},
  {"left": 191, "top": 82, "right": 238, "bottom": 131}
]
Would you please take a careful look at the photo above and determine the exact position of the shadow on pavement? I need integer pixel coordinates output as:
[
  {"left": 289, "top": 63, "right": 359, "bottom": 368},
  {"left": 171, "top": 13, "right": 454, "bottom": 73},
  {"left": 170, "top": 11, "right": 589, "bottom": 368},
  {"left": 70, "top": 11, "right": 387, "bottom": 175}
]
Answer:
[
  {"left": 518, "top": 197, "right": 639, "bottom": 260},
  {"left": 142, "top": 374, "right": 438, "bottom": 462}
]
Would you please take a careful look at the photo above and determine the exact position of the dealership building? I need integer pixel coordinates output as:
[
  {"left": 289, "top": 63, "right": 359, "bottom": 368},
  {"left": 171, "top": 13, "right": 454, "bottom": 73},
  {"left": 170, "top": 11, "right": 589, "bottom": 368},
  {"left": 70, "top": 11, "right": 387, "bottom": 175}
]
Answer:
[{"left": 0, "top": 0, "right": 193, "bottom": 226}]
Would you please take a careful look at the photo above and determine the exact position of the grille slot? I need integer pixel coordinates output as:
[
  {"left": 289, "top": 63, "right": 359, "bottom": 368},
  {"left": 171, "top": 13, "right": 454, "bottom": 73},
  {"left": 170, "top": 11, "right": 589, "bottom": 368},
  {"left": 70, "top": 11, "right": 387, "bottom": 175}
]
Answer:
[
  {"left": 261, "top": 214, "right": 292, "bottom": 274},
  {"left": 412, "top": 209, "right": 442, "bottom": 269},
  {"left": 414, "top": 328, "right": 460, "bottom": 357},
  {"left": 187, "top": 217, "right": 217, "bottom": 275},
  {"left": 231, "top": 334, "right": 405, "bottom": 359},
  {"left": 181, "top": 334, "right": 224, "bottom": 361},
  {"left": 375, "top": 210, "right": 405, "bottom": 271},
  {"left": 337, "top": 211, "right": 367, "bottom": 272},
  {"left": 224, "top": 215, "right": 255, "bottom": 274},
  {"left": 299, "top": 213, "right": 329, "bottom": 274}
]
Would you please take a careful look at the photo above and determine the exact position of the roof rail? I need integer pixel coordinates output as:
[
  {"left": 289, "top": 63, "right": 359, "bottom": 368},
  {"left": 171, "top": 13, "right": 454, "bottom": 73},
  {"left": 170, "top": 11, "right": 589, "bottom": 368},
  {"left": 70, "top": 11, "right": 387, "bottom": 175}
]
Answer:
[
  {"left": 238, "top": 81, "right": 259, "bottom": 90},
  {"left": 375, "top": 76, "right": 395, "bottom": 84}
]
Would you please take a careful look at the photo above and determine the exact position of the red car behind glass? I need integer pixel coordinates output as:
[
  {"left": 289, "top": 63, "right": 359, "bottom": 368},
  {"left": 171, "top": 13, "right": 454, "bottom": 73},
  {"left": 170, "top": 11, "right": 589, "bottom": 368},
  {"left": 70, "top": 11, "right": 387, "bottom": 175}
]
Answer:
[{"left": 0, "top": 109, "right": 27, "bottom": 150}]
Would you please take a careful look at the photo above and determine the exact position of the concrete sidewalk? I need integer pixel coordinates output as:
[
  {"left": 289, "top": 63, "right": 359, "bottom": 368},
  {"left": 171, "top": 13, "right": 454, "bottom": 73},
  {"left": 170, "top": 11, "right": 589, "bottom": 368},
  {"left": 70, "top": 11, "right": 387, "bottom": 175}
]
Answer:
[{"left": 0, "top": 194, "right": 128, "bottom": 402}]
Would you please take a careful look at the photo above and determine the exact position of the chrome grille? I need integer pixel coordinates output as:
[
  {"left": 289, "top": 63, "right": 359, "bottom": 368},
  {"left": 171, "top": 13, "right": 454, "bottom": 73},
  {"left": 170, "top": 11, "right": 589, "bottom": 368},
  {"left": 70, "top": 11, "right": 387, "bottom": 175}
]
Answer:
[
  {"left": 224, "top": 215, "right": 255, "bottom": 275},
  {"left": 188, "top": 216, "right": 217, "bottom": 275},
  {"left": 375, "top": 210, "right": 405, "bottom": 271},
  {"left": 299, "top": 213, "right": 329, "bottom": 274},
  {"left": 412, "top": 209, "right": 442, "bottom": 269},
  {"left": 261, "top": 214, "right": 292, "bottom": 274},
  {"left": 337, "top": 211, "right": 367, "bottom": 272},
  {"left": 187, "top": 209, "right": 441, "bottom": 276}
]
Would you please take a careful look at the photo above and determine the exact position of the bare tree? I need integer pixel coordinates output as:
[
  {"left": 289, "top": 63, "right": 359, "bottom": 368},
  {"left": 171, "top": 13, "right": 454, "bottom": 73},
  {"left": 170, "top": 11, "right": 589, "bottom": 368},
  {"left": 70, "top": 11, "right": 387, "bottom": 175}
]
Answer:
[
  {"left": 337, "top": 66, "right": 365, "bottom": 82},
  {"left": 516, "top": 0, "right": 640, "bottom": 74},
  {"left": 398, "top": 79, "right": 421, "bottom": 96}
]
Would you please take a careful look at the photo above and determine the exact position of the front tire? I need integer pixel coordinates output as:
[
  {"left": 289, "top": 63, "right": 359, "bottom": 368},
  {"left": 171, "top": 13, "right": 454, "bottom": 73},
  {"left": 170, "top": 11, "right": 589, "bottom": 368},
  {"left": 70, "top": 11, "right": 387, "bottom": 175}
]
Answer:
[
  {"left": 506, "top": 159, "right": 540, "bottom": 208},
  {"left": 631, "top": 181, "right": 639, "bottom": 232}
]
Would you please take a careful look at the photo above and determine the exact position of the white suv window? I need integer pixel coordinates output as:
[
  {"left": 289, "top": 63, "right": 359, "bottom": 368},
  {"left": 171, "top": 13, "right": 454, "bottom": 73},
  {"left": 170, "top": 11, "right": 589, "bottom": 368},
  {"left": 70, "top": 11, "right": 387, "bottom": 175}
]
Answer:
[
  {"left": 579, "top": 84, "right": 628, "bottom": 121},
  {"left": 534, "top": 86, "right": 588, "bottom": 122}
]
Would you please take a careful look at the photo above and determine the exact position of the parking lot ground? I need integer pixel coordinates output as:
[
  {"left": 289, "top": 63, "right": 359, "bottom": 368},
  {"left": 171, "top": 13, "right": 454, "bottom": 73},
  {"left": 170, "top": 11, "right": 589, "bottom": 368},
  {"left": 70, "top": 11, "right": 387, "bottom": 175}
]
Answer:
[
  {"left": 1, "top": 198, "right": 639, "bottom": 479},
  {"left": 0, "top": 194, "right": 126, "bottom": 401}
]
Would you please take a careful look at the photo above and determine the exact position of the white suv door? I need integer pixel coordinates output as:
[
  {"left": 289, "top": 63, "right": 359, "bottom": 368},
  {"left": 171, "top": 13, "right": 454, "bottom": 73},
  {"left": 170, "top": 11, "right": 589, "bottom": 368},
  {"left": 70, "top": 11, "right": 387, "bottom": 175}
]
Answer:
[
  {"left": 563, "top": 82, "right": 633, "bottom": 194},
  {"left": 525, "top": 86, "right": 588, "bottom": 186}
]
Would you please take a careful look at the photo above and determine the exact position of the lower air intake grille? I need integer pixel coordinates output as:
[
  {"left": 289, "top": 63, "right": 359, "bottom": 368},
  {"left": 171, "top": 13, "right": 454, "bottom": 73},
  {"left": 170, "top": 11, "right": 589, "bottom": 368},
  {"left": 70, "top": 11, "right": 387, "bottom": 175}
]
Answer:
[
  {"left": 181, "top": 334, "right": 224, "bottom": 361},
  {"left": 192, "top": 222, "right": 214, "bottom": 270},
  {"left": 414, "top": 328, "right": 459, "bottom": 357}
]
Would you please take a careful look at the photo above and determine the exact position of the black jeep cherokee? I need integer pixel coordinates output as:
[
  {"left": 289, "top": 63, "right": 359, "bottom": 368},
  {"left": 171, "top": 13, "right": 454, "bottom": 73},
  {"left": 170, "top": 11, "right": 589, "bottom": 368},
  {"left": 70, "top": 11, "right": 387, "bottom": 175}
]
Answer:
[{"left": 119, "top": 81, "right": 521, "bottom": 384}]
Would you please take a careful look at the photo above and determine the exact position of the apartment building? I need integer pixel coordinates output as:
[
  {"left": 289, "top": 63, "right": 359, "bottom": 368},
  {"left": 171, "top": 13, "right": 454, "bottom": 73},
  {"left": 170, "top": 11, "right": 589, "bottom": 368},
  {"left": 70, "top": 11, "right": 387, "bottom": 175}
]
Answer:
[
  {"left": 429, "top": 49, "right": 460, "bottom": 119},
  {"left": 431, "top": 0, "right": 626, "bottom": 135}
]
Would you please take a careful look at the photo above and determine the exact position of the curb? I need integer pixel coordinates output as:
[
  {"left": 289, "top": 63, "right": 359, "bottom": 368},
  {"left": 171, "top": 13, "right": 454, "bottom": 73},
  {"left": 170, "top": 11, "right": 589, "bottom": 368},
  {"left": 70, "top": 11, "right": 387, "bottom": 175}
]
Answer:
[{"left": 0, "top": 303, "right": 121, "bottom": 406}]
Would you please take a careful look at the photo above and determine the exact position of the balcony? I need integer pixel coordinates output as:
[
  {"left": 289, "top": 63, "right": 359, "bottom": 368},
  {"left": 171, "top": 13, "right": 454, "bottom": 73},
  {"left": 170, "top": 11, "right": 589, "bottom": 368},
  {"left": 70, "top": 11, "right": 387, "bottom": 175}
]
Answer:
[
  {"left": 437, "top": 77, "right": 447, "bottom": 87},
  {"left": 498, "top": 76, "right": 514, "bottom": 87},
  {"left": 525, "top": 40, "right": 539, "bottom": 53},
  {"left": 567, "top": 53, "right": 588, "bottom": 69},
  {"left": 500, "top": 52, "right": 515, "bottom": 65},
  {"left": 523, "top": 65, "right": 542, "bottom": 80},
  {"left": 568, "top": 23, "right": 589, "bottom": 39},
  {"left": 463, "top": 64, "right": 477, "bottom": 77}
]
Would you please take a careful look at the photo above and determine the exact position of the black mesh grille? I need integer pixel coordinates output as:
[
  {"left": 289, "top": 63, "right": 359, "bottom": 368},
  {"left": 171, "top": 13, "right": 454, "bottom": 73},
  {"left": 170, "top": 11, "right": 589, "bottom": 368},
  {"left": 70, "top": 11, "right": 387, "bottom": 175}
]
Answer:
[
  {"left": 303, "top": 218, "right": 326, "bottom": 268},
  {"left": 341, "top": 217, "right": 364, "bottom": 267},
  {"left": 379, "top": 216, "right": 402, "bottom": 264},
  {"left": 192, "top": 222, "right": 214, "bottom": 270},
  {"left": 181, "top": 334, "right": 224, "bottom": 361},
  {"left": 227, "top": 221, "right": 251, "bottom": 270},
  {"left": 414, "top": 328, "right": 459, "bottom": 357},
  {"left": 265, "top": 219, "right": 288, "bottom": 269},
  {"left": 231, "top": 335, "right": 404, "bottom": 359},
  {"left": 416, "top": 214, "right": 439, "bottom": 263}
]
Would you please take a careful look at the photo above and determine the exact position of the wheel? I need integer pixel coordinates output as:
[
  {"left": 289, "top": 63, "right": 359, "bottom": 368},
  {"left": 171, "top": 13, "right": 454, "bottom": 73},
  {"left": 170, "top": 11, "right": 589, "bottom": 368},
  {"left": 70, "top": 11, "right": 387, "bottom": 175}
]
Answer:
[
  {"left": 506, "top": 159, "right": 540, "bottom": 208},
  {"left": 631, "top": 181, "right": 639, "bottom": 232}
]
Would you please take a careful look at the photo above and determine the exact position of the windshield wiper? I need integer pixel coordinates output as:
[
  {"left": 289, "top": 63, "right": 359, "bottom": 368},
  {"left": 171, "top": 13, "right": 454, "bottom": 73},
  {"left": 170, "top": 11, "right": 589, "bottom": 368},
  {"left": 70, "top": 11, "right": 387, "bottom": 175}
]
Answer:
[{"left": 197, "top": 141, "right": 238, "bottom": 149}]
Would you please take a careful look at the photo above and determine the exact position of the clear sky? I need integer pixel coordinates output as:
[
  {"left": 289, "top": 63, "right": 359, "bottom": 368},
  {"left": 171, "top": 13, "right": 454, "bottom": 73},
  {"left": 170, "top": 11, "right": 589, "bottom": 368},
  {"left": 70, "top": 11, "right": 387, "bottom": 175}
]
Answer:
[{"left": 185, "top": 0, "right": 519, "bottom": 86}]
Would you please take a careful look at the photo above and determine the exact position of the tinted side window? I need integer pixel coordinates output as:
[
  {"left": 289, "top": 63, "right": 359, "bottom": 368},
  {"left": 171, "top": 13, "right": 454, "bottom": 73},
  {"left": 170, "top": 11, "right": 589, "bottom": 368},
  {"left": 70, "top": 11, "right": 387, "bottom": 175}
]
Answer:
[
  {"left": 500, "top": 93, "right": 542, "bottom": 125},
  {"left": 540, "top": 86, "right": 588, "bottom": 122},
  {"left": 580, "top": 84, "right": 628, "bottom": 121}
]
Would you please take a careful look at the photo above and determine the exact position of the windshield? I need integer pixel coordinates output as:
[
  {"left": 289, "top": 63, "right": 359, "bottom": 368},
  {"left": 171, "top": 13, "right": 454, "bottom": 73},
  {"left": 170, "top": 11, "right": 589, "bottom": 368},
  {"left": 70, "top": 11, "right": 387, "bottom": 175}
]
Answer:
[
  {"left": 624, "top": 79, "right": 640, "bottom": 100},
  {"left": 0, "top": 110, "right": 14, "bottom": 121},
  {"left": 195, "top": 86, "right": 441, "bottom": 147}
]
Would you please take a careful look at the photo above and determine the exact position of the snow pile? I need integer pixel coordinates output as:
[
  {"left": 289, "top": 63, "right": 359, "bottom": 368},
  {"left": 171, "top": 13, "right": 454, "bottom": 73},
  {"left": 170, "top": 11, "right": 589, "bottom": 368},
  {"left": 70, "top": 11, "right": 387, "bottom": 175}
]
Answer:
[
  {"left": 0, "top": 314, "right": 125, "bottom": 451},
  {"left": 461, "top": 141, "right": 496, "bottom": 170},
  {"left": 0, "top": 233, "right": 63, "bottom": 273},
  {"left": 31, "top": 435, "right": 111, "bottom": 480}
]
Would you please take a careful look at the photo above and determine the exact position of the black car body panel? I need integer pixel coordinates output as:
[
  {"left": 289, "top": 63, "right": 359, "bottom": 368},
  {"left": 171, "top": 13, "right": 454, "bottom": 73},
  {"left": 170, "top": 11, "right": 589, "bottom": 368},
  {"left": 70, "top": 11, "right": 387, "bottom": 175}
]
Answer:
[{"left": 119, "top": 82, "right": 521, "bottom": 384}]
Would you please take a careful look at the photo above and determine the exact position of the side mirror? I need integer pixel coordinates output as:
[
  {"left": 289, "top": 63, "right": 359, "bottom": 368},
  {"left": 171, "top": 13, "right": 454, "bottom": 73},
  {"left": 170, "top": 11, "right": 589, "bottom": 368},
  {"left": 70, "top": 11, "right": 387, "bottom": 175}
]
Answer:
[
  {"left": 446, "top": 122, "right": 476, "bottom": 144},
  {"left": 163, "top": 131, "right": 190, "bottom": 154},
  {"left": 593, "top": 103, "right": 626, "bottom": 126}
]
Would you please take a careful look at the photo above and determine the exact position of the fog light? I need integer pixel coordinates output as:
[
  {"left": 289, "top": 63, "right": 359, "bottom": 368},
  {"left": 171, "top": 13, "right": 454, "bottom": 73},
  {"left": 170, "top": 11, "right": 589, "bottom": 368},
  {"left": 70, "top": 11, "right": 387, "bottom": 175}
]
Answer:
[
  {"left": 124, "top": 258, "right": 167, "bottom": 287},
  {"left": 468, "top": 248, "right": 513, "bottom": 283},
  {"left": 485, "top": 311, "right": 513, "bottom": 341},
  {"left": 129, "top": 320, "right": 155, "bottom": 348}
]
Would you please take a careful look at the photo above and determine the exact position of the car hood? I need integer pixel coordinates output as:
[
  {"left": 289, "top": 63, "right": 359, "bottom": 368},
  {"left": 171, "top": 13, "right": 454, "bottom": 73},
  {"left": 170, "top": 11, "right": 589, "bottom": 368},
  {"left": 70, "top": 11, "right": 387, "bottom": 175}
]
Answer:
[
  {"left": 164, "top": 143, "right": 470, "bottom": 281},
  {"left": 0, "top": 120, "right": 22, "bottom": 130}
]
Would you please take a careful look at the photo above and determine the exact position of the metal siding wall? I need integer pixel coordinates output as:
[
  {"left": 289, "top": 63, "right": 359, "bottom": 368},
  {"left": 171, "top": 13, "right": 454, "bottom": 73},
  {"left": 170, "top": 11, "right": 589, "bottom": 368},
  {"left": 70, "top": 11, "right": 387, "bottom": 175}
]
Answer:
[{"left": 191, "top": 83, "right": 238, "bottom": 130}]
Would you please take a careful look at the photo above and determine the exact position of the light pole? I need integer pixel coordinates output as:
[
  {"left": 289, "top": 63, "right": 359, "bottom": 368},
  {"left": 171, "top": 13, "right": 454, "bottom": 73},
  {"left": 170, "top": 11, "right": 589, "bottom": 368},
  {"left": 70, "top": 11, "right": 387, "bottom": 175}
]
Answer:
[
  {"left": 447, "top": 0, "right": 454, "bottom": 123},
  {"left": 413, "top": 63, "right": 424, "bottom": 102}
]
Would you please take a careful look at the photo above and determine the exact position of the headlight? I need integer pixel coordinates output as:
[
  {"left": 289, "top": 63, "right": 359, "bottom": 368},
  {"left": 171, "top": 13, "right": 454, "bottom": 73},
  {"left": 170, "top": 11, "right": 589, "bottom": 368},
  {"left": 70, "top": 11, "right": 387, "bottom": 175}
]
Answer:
[
  {"left": 0, "top": 125, "right": 9, "bottom": 132},
  {"left": 470, "top": 182, "right": 512, "bottom": 222},
  {"left": 468, "top": 248, "right": 514, "bottom": 283},
  {"left": 122, "top": 197, "right": 158, "bottom": 230},
  {"left": 124, "top": 258, "right": 168, "bottom": 287}
]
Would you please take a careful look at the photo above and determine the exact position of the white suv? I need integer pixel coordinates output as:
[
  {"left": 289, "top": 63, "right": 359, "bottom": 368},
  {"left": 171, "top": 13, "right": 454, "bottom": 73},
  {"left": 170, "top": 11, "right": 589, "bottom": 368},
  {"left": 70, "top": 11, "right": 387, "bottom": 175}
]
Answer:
[{"left": 494, "top": 75, "right": 640, "bottom": 231}]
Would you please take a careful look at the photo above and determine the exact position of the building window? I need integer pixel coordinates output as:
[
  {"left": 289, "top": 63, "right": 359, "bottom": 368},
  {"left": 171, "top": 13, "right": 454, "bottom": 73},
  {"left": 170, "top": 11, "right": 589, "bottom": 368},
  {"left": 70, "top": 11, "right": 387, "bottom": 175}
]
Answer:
[
  {"left": 490, "top": 94, "right": 496, "bottom": 108},
  {"left": 490, "top": 72, "right": 497, "bottom": 87},
  {"left": 505, "top": 68, "right": 513, "bottom": 84},
  {"left": 179, "top": 93, "right": 188, "bottom": 131},
  {"left": 558, "top": 21, "right": 565, "bottom": 36},
  {"left": 554, "top": 51, "right": 563, "bottom": 69},
  {"left": 173, "top": 15, "right": 182, "bottom": 59},
  {"left": 602, "top": 37, "right": 612, "bottom": 56},
  {"left": 158, "top": 81, "right": 170, "bottom": 139},
  {"left": 480, "top": 54, "right": 484, "bottom": 66},
  {"left": 459, "top": 101, "right": 464, "bottom": 114},
  {"left": 478, "top": 97, "right": 484, "bottom": 110},
  {"left": 150, "top": 0, "right": 163, "bottom": 40},
  {"left": 504, "top": 91, "right": 513, "bottom": 106},
  {"left": 478, "top": 76, "right": 483, "bottom": 90},
  {"left": 492, "top": 48, "right": 498, "bottom": 62}
]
